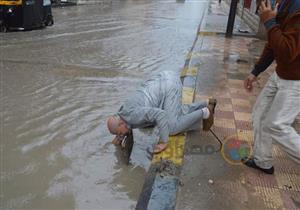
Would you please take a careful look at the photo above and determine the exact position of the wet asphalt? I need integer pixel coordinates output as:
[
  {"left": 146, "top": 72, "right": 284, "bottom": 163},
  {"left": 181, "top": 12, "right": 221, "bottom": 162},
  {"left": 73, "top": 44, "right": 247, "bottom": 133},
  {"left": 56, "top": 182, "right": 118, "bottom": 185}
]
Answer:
[{"left": 0, "top": 0, "right": 209, "bottom": 209}]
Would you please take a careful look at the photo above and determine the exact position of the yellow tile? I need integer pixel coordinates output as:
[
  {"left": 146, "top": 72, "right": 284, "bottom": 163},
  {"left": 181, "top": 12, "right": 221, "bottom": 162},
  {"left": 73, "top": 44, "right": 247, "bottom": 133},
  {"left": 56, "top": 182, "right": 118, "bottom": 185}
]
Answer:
[
  {"left": 214, "top": 118, "right": 236, "bottom": 129},
  {"left": 236, "top": 129, "right": 253, "bottom": 142},
  {"left": 198, "top": 31, "right": 217, "bottom": 36},
  {"left": 234, "top": 112, "right": 252, "bottom": 122},
  {"left": 194, "top": 94, "right": 210, "bottom": 101},
  {"left": 249, "top": 95, "right": 258, "bottom": 103},
  {"left": 191, "top": 52, "right": 202, "bottom": 58},
  {"left": 214, "top": 90, "right": 231, "bottom": 98},
  {"left": 186, "top": 52, "right": 192, "bottom": 60},
  {"left": 273, "top": 145, "right": 287, "bottom": 159},
  {"left": 217, "top": 103, "right": 233, "bottom": 112},
  {"left": 232, "top": 99, "right": 251, "bottom": 108},
  {"left": 229, "top": 87, "right": 248, "bottom": 95},
  {"left": 182, "top": 87, "right": 194, "bottom": 104},
  {"left": 276, "top": 173, "right": 300, "bottom": 192},
  {"left": 186, "top": 52, "right": 201, "bottom": 59},
  {"left": 228, "top": 79, "right": 244, "bottom": 86},
  {"left": 152, "top": 135, "right": 185, "bottom": 166},
  {"left": 181, "top": 67, "right": 198, "bottom": 77},
  {"left": 254, "top": 186, "right": 284, "bottom": 209}
]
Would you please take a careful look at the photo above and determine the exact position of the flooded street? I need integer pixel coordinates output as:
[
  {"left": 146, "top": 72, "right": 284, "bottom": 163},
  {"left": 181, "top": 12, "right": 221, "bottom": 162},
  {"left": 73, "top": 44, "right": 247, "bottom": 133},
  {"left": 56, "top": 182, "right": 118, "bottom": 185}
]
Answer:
[{"left": 0, "top": 0, "right": 208, "bottom": 209}]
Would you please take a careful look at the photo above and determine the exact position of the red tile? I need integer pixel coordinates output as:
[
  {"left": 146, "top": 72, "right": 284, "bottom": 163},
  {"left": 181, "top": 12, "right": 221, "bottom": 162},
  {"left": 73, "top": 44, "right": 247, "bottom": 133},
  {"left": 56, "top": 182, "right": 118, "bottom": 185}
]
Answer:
[
  {"left": 244, "top": 170, "right": 278, "bottom": 188},
  {"left": 217, "top": 97, "right": 232, "bottom": 104},
  {"left": 232, "top": 105, "right": 252, "bottom": 113},
  {"left": 230, "top": 93, "right": 250, "bottom": 100},
  {"left": 215, "top": 111, "right": 235, "bottom": 119},
  {"left": 280, "top": 190, "right": 300, "bottom": 210},
  {"left": 235, "top": 120, "right": 253, "bottom": 130},
  {"left": 211, "top": 126, "right": 236, "bottom": 140}
]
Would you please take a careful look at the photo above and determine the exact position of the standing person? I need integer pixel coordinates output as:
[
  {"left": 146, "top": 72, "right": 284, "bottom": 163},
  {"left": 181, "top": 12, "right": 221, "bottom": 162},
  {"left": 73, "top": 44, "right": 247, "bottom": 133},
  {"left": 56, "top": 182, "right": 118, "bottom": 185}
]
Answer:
[
  {"left": 243, "top": 0, "right": 300, "bottom": 174},
  {"left": 107, "top": 71, "right": 217, "bottom": 154}
]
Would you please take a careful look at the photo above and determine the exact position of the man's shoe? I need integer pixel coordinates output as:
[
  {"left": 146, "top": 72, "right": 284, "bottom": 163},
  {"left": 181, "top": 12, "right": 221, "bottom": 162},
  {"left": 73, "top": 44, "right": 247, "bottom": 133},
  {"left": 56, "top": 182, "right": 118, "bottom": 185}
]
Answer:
[
  {"left": 203, "top": 98, "right": 217, "bottom": 131},
  {"left": 242, "top": 157, "right": 274, "bottom": 175},
  {"left": 208, "top": 98, "right": 217, "bottom": 113}
]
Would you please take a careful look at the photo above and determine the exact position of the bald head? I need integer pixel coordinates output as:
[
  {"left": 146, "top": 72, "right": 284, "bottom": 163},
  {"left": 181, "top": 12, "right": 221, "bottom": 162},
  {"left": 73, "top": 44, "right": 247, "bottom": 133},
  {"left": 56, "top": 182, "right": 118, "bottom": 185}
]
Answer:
[
  {"left": 107, "top": 115, "right": 130, "bottom": 136},
  {"left": 107, "top": 115, "right": 120, "bottom": 134}
]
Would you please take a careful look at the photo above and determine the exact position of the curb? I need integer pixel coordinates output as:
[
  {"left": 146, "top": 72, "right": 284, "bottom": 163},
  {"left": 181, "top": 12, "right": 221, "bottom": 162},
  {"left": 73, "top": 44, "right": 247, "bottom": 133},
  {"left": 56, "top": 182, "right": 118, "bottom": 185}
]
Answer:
[{"left": 135, "top": 8, "right": 207, "bottom": 210}]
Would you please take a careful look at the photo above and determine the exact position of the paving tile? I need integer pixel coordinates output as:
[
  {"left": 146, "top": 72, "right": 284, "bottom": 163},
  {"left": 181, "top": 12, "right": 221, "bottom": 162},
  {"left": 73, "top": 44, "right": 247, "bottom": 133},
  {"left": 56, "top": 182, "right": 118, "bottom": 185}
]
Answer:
[
  {"left": 245, "top": 170, "right": 278, "bottom": 188},
  {"left": 280, "top": 190, "right": 300, "bottom": 210},
  {"left": 216, "top": 103, "right": 233, "bottom": 112},
  {"left": 217, "top": 97, "right": 232, "bottom": 104},
  {"left": 214, "top": 180, "right": 249, "bottom": 204},
  {"left": 275, "top": 159, "right": 300, "bottom": 176},
  {"left": 232, "top": 98, "right": 251, "bottom": 108},
  {"left": 215, "top": 110, "right": 235, "bottom": 119},
  {"left": 276, "top": 173, "right": 300, "bottom": 192},
  {"left": 236, "top": 129, "right": 254, "bottom": 142},
  {"left": 214, "top": 90, "right": 231, "bottom": 98},
  {"left": 254, "top": 186, "right": 285, "bottom": 209},
  {"left": 234, "top": 112, "right": 252, "bottom": 122},
  {"left": 228, "top": 79, "right": 244, "bottom": 88},
  {"left": 228, "top": 79, "right": 244, "bottom": 89},
  {"left": 232, "top": 105, "right": 252, "bottom": 113},
  {"left": 227, "top": 72, "right": 248, "bottom": 80},
  {"left": 214, "top": 118, "right": 236, "bottom": 129},
  {"left": 229, "top": 87, "right": 249, "bottom": 95},
  {"left": 211, "top": 126, "right": 236, "bottom": 141},
  {"left": 194, "top": 94, "right": 210, "bottom": 101},
  {"left": 235, "top": 120, "right": 253, "bottom": 131},
  {"left": 230, "top": 93, "right": 250, "bottom": 100},
  {"left": 273, "top": 145, "right": 293, "bottom": 160}
]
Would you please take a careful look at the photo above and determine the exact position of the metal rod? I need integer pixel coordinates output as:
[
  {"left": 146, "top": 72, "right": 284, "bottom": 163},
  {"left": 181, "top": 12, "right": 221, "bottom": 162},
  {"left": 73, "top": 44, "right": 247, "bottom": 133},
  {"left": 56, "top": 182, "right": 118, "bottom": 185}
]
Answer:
[{"left": 226, "top": 0, "right": 239, "bottom": 38}]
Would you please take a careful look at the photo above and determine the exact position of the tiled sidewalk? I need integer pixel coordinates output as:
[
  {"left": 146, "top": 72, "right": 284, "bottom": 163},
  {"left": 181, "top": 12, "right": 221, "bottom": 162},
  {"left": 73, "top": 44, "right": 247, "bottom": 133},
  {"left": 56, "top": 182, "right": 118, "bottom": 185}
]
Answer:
[{"left": 176, "top": 1, "right": 300, "bottom": 209}]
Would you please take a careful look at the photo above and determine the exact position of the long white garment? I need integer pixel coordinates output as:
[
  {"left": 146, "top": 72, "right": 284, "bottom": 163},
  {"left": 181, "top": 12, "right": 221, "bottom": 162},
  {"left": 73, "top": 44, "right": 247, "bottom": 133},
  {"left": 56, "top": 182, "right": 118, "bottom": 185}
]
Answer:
[
  {"left": 252, "top": 72, "right": 300, "bottom": 168},
  {"left": 118, "top": 71, "right": 207, "bottom": 143}
]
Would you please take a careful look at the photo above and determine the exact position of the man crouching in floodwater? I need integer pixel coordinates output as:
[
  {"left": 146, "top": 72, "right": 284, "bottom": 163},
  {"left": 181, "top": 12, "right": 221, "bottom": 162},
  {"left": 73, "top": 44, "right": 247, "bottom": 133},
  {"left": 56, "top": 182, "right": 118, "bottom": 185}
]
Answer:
[{"left": 107, "top": 71, "right": 217, "bottom": 154}]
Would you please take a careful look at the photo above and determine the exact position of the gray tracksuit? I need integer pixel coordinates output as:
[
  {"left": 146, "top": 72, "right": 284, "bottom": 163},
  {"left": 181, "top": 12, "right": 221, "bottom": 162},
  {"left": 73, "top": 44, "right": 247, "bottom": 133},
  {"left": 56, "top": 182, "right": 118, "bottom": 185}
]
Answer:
[{"left": 118, "top": 71, "right": 207, "bottom": 143}]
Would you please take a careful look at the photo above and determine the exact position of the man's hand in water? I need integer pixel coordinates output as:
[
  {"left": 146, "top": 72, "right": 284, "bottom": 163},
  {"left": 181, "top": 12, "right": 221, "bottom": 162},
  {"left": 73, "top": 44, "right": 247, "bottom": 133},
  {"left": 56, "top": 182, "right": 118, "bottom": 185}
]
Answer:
[
  {"left": 112, "top": 135, "right": 124, "bottom": 145},
  {"left": 153, "top": 142, "right": 168, "bottom": 154}
]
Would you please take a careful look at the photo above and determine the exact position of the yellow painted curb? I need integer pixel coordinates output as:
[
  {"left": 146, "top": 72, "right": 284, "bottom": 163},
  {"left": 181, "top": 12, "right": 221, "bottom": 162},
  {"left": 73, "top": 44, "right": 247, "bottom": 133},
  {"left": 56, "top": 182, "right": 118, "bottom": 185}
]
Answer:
[
  {"left": 182, "top": 87, "right": 195, "bottom": 104},
  {"left": 198, "top": 31, "right": 217, "bottom": 36},
  {"left": 181, "top": 67, "right": 198, "bottom": 77},
  {"left": 152, "top": 135, "right": 185, "bottom": 166},
  {"left": 185, "top": 52, "right": 203, "bottom": 60}
]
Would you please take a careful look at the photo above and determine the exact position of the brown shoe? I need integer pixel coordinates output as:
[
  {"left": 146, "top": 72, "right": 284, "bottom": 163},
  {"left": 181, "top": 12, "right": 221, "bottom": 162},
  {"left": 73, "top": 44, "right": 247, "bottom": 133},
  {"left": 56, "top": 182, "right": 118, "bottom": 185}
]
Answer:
[
  {"left": 203, "top": 98, "right": 217, "bottom": 131},
  {"left": 208, "top": 98, "right": 217, "bottom": 113}
]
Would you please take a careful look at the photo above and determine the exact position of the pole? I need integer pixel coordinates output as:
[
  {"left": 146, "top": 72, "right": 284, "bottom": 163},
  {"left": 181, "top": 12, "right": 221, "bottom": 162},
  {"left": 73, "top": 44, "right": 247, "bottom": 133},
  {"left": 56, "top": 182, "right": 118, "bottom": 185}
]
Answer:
[{"left": 226, "top": 0, "right": 239, "bottom": 38}]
